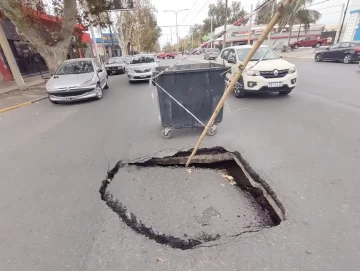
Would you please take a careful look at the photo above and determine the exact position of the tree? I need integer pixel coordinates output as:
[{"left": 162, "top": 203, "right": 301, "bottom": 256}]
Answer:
[
  {"left": 277, "top": 0, "right": 321, "bottom": 44},
  {"left": 116, "top": 0, "right": 161, "bottom": 54},
  {"left": 202, "top": 0, "right": 247, "bottom": 35},
  {"left": 0, "top": 0, "right": 109, "bottom": 72},
  {"left": 255, "top": 0, "right": 278, "bottom": 25}
]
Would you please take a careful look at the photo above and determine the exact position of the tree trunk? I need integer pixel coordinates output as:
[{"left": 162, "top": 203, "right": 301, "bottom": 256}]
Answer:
[
  {"left": 36, "top": 44, "right": 69, "bottom": 73},
  {"left": 297, "top": 23, "right": 302, "bottom": 40},
  {"left": 287, "top": 25, "right": 293, "bottom": 46}
]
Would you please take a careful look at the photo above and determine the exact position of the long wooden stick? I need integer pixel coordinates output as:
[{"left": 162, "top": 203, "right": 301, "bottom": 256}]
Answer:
[{"left": 186, "top": 0, "right": 293, "bottom": 167}]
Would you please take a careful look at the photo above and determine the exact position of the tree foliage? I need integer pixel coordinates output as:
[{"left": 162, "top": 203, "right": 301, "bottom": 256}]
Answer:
[
  {"left": 202, "top": 0, "right": 247, "bottom": 35},
  {"left": 116, "top": 0, "right": 161, "bottom": 55},
  {"left": 255, "top": 0, "right": 278, "bottom": 25}
]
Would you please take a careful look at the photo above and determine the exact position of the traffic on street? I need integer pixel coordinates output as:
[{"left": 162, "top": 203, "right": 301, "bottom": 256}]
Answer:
[{"left": 1, "top": 0, "right": 360, "bottom": 270}]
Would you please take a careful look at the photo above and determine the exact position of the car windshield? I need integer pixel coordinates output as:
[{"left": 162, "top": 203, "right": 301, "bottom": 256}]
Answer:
[
  {"left": 55, "top": 60, "right": 94, "bottom": 75},
  {"left": 109, "top": 57, "right": 124, "bottom": 64},
  {"left": 130, "top": 56, "right": 155, "bottom": 64},
  {"left": 236, "top": 47, "right": 279, "bottom": 61}
]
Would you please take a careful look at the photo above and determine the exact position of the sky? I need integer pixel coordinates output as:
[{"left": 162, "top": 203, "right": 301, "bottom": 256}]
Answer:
[{"left": 150, "top": 0, "right": 349, "bottom": 47}]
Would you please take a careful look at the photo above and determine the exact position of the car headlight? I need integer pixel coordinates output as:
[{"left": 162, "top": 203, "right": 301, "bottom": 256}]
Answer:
[
  {"left": 80, "top": 80, "right": 94, "bottom": 87},
  {"left": 245, "top": 70, "right": 260, "bottom": 76},
  {"left": 127, "top": 68, "right": 135, "bottom": 73},
  {"left": 46, "top": 83, "right": 57, "bottom": 92},
  {"left": 288, "top": 67, "right": 296, "bottom": 74}
]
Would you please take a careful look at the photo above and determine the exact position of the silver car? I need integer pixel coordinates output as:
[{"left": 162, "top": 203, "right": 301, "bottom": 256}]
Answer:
[
  {"left": 105, "top": 57, "right": 126, "bottom": 75},
  {"left": 127, "top": 54, "right": 159, "bottom": 83},
  {"left": 204, "top": 48, "right": 220, "bottom": 60},
  {"left": 46, "top": 58, "right": 109, "bottom": 104}
]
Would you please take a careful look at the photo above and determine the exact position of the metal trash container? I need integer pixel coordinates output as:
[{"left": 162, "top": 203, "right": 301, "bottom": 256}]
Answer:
[{"left": 153, "top": 63, "right": 227, "bottom": 139}]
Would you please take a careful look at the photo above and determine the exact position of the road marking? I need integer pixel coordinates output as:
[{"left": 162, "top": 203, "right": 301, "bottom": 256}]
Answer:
[{"left": 0, "top": 96, "right": 47, "bottom": 114}]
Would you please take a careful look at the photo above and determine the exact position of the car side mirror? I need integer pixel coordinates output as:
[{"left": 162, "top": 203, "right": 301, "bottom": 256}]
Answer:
[
  {"left": 279, "top": 56, "right": 282, "bottom": 58},
  {"left": 97, "top": 68, "right": 103, "bottom": 72},
  {"left": 228, "top": 57, "right": 235, "bottom": 64}
]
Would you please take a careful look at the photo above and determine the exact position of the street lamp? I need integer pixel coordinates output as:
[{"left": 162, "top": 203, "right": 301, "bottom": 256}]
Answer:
[{"left": 163, "top": 9, "right": 189, "bottom": 52}]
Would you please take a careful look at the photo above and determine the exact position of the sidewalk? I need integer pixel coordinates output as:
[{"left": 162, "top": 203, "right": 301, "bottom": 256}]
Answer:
[
  {"left": 0, "top": 75, "right": 45, "bottom": 95},
  {"left": 0, "top": 75, "right": 47, "bottom": 112},
  {"left": 277, "top": 47, "right": 326, "bottom": 59}
]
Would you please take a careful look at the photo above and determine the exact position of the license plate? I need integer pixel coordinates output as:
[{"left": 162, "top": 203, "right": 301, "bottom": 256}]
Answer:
[
  {"left": 268, "top": 82, "right": 283, "bottom": 88},
  {"left": 140, "top": 75, "right": 146, "bottom": 78}
]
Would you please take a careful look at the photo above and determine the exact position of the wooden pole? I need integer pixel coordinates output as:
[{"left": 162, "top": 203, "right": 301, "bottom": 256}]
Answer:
[{"left": 185, "top": 0, "right": 292, "bottom": 167}]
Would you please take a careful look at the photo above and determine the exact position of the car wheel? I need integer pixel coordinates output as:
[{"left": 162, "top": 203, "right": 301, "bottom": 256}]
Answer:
[
  {"left": 294, "top": 44, "right": 299, "bottom": 49},
  {"left": 279, "top": 90, "right": 292, "bottom": 96},
  {"left": 234, "top": 86, "right": 246, "bottom": 98},
  {"left": 315, "top": 42, "right": 321, "bottom": 48},
  {"left": 343, "top": 54, "right": 352, "bottom": 64},
  {"left": 315, "top": 53, "right": 322, "bottom": 62},
  {"left": 48, "top": 95, "right": 58, "bottom": 104},
  {"left": 104, "top": 78, "right": 109, "bottom": 89},
  {"left": 95, "top": 84, "right": 103, "bottom": 100}
]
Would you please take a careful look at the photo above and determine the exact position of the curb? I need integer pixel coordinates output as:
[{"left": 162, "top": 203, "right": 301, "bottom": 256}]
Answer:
[
  {"left": 280, "top": 56, "right": 313, "bottom": 59},
  {"left": 0, "top": 95, "right": 47, "bottom": 114}
]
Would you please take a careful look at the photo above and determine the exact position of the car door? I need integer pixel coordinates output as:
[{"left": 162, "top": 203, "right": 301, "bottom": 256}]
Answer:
[
  {"left": 301, "top": 37, "right": 310, "bottom": 47},
  {"left": 216, "top": 48, "right": 228, "bottom": 65},
  {"left": 322, "top": 43, "right": 340, "bottom": 60},
  {"left": 336, "top": 42, "right": 351, "bottom": 60},
  {"left": 93, "top": 59, "right": 106, "bottom": 88}
]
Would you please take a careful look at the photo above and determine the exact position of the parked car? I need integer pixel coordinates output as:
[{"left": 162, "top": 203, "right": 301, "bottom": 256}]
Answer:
[
  {"left": 105, "top": 57, "right": 126, "bottom": 75},
  {"left": 204, "top": 48, "right": 220, "bottom": 60},
  {"left": 216, "top": 45, "right": 297, "bottom": 98},
  {"left": 127, "top": 54, "right": 159, "bottom": 83},
  {"left": 315, "top": 41, "right": 360, "bottom": 64},
  {"left": 165, "top": 52, "right": 176, "bottom": 59},
  {"left": 157, "top": 52, "right": 167, "bottom": 59},
  {"left": 46, "top": 58, "right": 109, "bottom": 103},
  {"left": 289, "top": 37, "right": 327, "bottom": 49}
]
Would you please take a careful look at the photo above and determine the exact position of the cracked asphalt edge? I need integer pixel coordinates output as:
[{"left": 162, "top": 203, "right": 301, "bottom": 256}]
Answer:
[{"left": 99, "top": 160, "right": 221, "bottom": 250}]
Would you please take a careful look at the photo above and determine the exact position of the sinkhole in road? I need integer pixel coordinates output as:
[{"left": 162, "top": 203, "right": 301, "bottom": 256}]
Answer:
[{"left": 99, "top": 147, "right": 285, "bottom": 250}]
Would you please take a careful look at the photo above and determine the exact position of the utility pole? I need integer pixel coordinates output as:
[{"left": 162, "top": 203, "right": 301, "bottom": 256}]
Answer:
[
  {"left": 163, "top": 9, "right": 189, "bottom": 52},
  {"left": 337, "top": 0, "right": 350, "bottom": 43},
  {"left": 0, "top": 22, "right": 26, "bottom": 90},
  {"left": 268, "top": 2, "right": 275, "bottom": 45},
  {"left": 248, "top": 4, "right": 253, "bottom": 45},
  {"left": 170, "top": 27, "right": 173, "bottom": 45},
  {"left": 99, "top": 27, "right": 106, "bottom": 59},
  {"left": 210, "top": 7, "right": 213, "bottom": 48},
  {"left": 335, "top": 3, "right": 346, "bottom": 43},
  {"left": 223, "top": 0, "right": 228, "bottom": 48},
  {"left": 106, "top": 11, "right": 116, "bottom": 56},
  {"left": 191, "top": 27, "right": 194, "bottom": 49}
]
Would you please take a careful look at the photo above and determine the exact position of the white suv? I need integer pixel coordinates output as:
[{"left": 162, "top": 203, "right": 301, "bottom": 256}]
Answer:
[{"left": 215, "top": 45, "right": 297, "bottom": 98}]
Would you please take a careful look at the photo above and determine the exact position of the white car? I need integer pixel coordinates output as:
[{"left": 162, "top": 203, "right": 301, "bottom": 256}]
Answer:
[
  {"left": 126, "top": 54, "right": 159, "bottom": 83},
  {"left": 216, "top": 45, "right": 297, "bottom": 98}
]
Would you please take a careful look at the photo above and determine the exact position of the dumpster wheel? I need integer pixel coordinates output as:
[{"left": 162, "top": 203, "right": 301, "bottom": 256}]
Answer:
[
  {"left": 161, "top": 128, "right": 172, "bottom": 139},
  {"left": 206, "top": 125, "right": 217, "bottom": 136}
]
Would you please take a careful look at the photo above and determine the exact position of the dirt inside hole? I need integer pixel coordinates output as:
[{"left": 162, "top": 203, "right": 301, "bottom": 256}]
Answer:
[{"left": 99, "top": 147, "right": 285, "bottom": 250}]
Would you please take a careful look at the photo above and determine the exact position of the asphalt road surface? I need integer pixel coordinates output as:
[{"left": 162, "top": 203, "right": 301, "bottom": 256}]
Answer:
[{"left": 0, "top": 56, "right": 359, "bottom": 270}]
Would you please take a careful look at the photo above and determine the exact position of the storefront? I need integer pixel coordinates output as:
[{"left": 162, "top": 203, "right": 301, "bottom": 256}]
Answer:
[{"left": 343, "top": 0, "right": 360, "bottom": 41}]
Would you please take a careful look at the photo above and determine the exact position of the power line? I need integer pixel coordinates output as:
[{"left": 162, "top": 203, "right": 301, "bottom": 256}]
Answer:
[
  {"left": 315, "top": 4, "right": 343, "bottom": 10},
  {"left": 182, "top": 0, "right": 212, "bottom": 28},
  {"left": 306, "top": 0, "right": 331, "bottom": 8},
  {"left": 180, "top": 0, "right": 200, "bottom": 25}
]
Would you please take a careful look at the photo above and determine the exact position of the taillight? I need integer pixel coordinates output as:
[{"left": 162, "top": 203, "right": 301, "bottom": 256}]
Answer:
[{"left": 355, "top": 47, "right": 360, "bottom": 52}]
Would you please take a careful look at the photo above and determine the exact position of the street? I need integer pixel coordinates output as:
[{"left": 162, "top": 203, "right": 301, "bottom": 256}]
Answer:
[{"left": 1, "top": 57, "right": 360, "bottom": 270}]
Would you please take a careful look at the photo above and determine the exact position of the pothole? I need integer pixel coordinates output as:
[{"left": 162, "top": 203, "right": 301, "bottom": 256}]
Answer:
[{"left": 99, "top": 147, "right": 285, "bottom": 250}]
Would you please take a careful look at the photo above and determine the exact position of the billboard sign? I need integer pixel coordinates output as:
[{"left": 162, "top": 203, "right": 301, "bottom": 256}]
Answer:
[{"left": 107, "top": 0, "right": 134, "bottom": 11}]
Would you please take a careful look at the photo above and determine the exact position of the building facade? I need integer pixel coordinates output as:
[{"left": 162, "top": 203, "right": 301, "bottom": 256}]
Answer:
[{"left": 343, "top": 0, "right": 360, "bottom": 41}]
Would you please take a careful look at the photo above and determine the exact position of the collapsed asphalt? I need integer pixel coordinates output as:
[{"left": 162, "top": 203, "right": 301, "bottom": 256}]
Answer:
[{"left": 1, "top": 57, "right": 360, "bottom": 270}]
